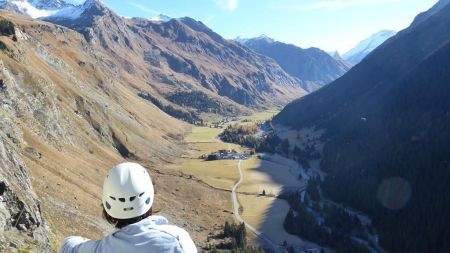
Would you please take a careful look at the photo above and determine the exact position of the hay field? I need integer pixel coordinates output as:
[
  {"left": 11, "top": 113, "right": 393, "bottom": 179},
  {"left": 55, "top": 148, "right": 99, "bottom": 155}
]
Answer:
[
  {"left": 242, "top": 109, "right": 280, "bottom": 123},
  {"left": 239, "top": 155, "right": 306, "bottom": 196}
]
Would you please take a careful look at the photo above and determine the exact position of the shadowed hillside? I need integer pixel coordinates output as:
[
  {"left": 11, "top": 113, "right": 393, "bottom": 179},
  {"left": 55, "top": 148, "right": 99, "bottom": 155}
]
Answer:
[{"left": 274, "top": 2, "right": 450, "bottom": 252}]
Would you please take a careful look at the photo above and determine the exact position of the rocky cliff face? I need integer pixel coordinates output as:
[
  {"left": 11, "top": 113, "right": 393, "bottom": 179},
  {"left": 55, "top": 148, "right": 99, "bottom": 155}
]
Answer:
[
  {"left": 0, "top": 114, "right": 52, "bottom": 252},
  {"left": 0, "top": 22, "right": 52, "bottom": 253}
]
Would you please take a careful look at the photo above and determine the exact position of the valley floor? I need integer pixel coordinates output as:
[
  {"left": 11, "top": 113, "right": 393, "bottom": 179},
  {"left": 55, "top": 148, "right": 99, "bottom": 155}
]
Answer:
[
  {"left": 171, "top": 110, "right": 323, "bottom": 252},
  {"left": 239, "top": 155, "right": 319, "bottom": 250}
]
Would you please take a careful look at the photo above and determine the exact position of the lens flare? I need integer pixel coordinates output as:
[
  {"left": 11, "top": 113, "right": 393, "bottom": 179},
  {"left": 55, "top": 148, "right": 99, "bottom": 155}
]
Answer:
[{"left": 377, "top": 177, "right": 411, "bottom": 210}]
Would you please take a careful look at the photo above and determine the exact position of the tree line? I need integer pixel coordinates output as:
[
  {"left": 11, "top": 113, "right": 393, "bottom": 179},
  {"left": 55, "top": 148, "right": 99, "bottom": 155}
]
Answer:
[
  {"left": 206, "top": 221, "right": 263, "bottom": 252},
  {"left": 282, "top": 192, "right": 370, "bottom": 253},
  {"left": 138, "top": 92, "right": 203, "bottom": 124}
]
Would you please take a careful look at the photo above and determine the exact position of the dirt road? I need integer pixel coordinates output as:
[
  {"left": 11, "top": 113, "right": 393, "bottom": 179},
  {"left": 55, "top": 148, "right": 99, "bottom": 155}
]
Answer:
[{"left": 232, "top": 160, "right": 283, "bottom": 253}]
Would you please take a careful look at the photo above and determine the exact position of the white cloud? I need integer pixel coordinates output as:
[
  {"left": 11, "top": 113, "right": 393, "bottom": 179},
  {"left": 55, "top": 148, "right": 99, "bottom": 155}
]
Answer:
[
  {"left": 271, "top": 0, "right": 405, "bottom": 11},
  {"left": 215, "top": 0, "right": 239, "bottom": 11},
  {"left": 203, "top": 15, "right": 216, "bottom": 25},
  {"left": 128, "top": 2, "right": 160, "bottom": 15}
]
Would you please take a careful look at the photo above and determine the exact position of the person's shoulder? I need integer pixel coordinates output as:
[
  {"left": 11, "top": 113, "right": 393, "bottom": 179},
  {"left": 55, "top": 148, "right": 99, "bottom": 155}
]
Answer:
[
  {"left": 154, "top": 224, "right": 190, "bottom": 238},
  {"left": 60, "top": 236, "right": 99, "bottom": 253},
  {"left": 143, "top": 216, "right": 197, "bottom": 252},
  {"left": 155, "top": 225, "right": 197, "bottom": 252}
]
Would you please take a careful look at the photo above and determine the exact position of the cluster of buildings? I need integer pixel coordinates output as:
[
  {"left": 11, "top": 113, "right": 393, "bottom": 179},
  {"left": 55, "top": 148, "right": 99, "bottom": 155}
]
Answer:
[
  {"left": 210, "top": 117, "right": 241, "bottom": 128},
  {"left": 201, "top": 149, "right": 249, "bottom": 161}
]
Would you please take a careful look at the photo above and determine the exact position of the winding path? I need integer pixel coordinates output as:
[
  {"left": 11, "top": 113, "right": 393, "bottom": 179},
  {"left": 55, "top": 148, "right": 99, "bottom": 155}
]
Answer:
[
  {"left": 231, "top": 159, "right": 283, "bottom": 253},
  {"left": 219, "top": 132, "right": 282, "bottom": 251}
]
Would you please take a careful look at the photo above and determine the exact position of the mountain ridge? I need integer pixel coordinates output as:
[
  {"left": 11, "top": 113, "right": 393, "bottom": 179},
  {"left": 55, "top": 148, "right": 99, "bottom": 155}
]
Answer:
[
  {"left": 239, "top": 36, "right": 351, "bottom": 91},
  {"left": 45, "top": 1, "right": 307, "bottom": 110},
  {"left": 410, "top": 0, "right": 450, "bottom": 27}
]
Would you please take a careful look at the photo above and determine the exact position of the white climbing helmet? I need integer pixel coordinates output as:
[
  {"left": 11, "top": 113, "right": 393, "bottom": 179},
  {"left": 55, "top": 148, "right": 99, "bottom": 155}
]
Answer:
[{"left": 102, "top": 162, "right": 154, "bottom": 219}]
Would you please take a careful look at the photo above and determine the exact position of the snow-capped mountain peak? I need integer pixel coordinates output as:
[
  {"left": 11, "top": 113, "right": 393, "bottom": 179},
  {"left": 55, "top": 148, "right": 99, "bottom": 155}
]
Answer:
[
  {"left": 0, "top": 0, "right": 90, "bottom": 19},
  {"left": 327, "top": 51, "right": 343, "bottom": 61},
  {"left": 255, "top": 34, "right": 275, "bottom": 43},
  {"left": 235, "top": 36, "right": 249, "bottom": 44},
  {"left": 343, "top": 30, "right": 396, "bottom": 64},
  {"left": 28, "top": 0, "right": 74, "bottom": 10},
  {"left": 235, "top": 34, "right": 274, "bottom": 45}
]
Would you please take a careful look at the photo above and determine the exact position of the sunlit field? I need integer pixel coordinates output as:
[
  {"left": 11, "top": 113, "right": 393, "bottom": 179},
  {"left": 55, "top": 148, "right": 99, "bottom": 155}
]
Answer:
[{"left": 242, "top": 109, "right": 280, "bottom": 123}]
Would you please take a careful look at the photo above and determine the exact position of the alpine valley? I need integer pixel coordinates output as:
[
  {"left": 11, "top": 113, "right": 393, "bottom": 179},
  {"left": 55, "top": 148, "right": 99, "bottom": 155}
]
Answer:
[{"left": 0, "top": 0, "right": 449, "bottom": 253}]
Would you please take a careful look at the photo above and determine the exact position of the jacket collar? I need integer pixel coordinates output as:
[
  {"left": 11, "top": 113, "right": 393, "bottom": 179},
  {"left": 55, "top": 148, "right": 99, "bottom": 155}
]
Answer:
[{"left": 119, "top": 215, "right": 169, "bottom": 233}]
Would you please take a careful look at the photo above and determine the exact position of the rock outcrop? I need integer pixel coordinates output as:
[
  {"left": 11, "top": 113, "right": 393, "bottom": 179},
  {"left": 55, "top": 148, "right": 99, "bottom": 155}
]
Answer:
[{"left": 0, "top": 115, "right": 52, "bottom": 252}]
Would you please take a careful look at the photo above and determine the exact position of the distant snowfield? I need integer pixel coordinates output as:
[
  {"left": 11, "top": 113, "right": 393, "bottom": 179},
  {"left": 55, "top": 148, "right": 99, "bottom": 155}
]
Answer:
[
  {"left": 11, "top": 0, "right": 84, "bottom": 19},
  {"left": 12, "top": 1, "right": 57, "bottom": 18},
  {"left": 149, "top": 14, "right": 172, "bottom": 22},
  {"left": 7, "top": 0, "right": 170, "bottom": 22},
  {"left": 343, "top": 30, "right": 396, "bottom": 64},
  {"left": 62, "top": 0, "right": 85, "bottom": 5}
]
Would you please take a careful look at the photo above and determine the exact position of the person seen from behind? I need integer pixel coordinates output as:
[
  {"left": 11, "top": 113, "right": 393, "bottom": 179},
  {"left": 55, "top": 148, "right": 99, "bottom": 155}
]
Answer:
[{"left": 60, "top": 162, "right": 197, "bottom": 253}]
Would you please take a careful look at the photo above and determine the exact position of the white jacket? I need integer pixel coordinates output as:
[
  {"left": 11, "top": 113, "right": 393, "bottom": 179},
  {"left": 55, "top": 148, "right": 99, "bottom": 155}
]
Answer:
[{"left": 60, "top": 216, "right": 197, "bottom": 253}]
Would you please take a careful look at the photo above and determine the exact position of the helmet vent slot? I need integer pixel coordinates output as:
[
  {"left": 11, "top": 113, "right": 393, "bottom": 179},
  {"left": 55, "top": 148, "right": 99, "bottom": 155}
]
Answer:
[
  {"left": 105, "top": 201, "right": 111, "bottom": 210},
  {"left": 145, "top": 197, "right": 151, "bottom": 205},
  {"left": 139, "top": 192, "right": 145, "bottom": 197},
  {"left": 123, "top": 207, "right": 134, "bottom": 212},
  {"left": 130, "top": 196, "right": 136, "bottom": 202},
  {"left": 109, "top": 196, "right": 116, "bottom": 200},
  {"left": 118, "top": 198, "right": 126, "bottom": 202}
]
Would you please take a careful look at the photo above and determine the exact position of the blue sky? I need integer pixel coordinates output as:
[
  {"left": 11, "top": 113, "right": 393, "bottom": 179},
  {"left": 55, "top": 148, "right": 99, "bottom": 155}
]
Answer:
[{"left": 97, "top": 0, "right": 438, "bottom": 53}]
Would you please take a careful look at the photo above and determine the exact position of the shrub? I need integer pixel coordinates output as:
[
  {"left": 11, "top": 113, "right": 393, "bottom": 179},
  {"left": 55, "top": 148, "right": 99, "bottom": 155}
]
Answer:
[
  {"left": 0, "top": 19, "right": 15, "bottom": 36},
  {"left": 0, "top": 40, "right": 7, "bottom": 51}
]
